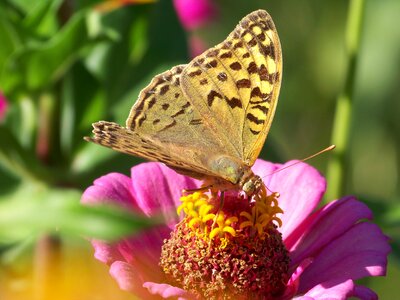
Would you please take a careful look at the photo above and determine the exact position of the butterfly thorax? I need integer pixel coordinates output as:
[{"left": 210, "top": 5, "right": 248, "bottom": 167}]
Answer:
[{"left": 207, "top": 155, "right": 263, "bottom": 196}]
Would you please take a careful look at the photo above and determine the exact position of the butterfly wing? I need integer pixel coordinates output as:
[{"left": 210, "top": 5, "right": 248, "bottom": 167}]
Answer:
[
  {"left": 180, "top": 10, "right": 282, "bottom": 166},
  {"left": 87, "top": 10, "right": 282, "bottom": 185},
  {"left": 86, "top": 120, "right": 211, "bottom": 179},
  {"left": 125, "top": 65, "right": 237, "bottom": 157},
  {"left": 88, "top": 65, "right": 238, "bottom": 181}
]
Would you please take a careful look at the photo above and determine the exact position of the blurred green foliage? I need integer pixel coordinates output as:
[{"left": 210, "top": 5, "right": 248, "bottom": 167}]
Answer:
[
  {"left": 0, "top": 0, "right": 398, "bottom": 298},
  {"left": 0, "top": 0, "right": 187, "bottom": 263}
]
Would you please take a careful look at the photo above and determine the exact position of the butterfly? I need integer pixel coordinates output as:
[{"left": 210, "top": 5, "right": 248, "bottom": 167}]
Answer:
[{"left": 85, "top": 10, "right": 282, "bottom": 196}]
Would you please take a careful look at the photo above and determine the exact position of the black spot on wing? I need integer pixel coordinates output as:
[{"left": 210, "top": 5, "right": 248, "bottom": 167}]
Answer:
[
  {"left": 230, "top": 62, "right": 242, "bottom": 70},
  {"left": 159, "top": 85, "right": 170, "bottom": 95},
  {"left": 225, "top": 96, "right": 242, "bottom": 109},
  {"left": 246, "top": 112, "right": 264, "bottom": 125},
  {"left": 236, "top": 79, "right": 251, "bottom": 89},
  {"left": 207, "top": 90, "right": 223, "bottom": 107}
]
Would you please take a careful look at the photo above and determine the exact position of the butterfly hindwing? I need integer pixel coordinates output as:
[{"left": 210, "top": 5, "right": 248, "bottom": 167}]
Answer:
[{"left": 86, "top": 121, "right": 212, "bottom": 179}]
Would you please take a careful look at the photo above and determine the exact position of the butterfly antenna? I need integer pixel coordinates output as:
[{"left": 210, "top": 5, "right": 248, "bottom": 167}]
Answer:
[{"left": 263, "top": 145, "right": 336, "bottom": 178}]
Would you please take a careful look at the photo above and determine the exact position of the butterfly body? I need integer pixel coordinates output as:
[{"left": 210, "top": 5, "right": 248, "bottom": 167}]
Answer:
[{"left": 86, "top": 10, "right": 282, "bottom": 197}]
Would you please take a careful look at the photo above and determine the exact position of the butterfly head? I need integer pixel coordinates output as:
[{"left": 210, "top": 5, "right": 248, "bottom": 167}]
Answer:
[{"left": 241, "top": 174, "right": 263, "bottom": 197}]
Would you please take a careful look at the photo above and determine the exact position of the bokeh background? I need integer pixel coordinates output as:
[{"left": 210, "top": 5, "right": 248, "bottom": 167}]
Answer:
[{"left": 0, "top": 0, "right": 398, "bottom": 299}]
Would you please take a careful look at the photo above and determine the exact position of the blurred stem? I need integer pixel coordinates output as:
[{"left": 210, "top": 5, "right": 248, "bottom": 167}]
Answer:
[
  {"left": 19, "top": 96, "right": 37, "bottom": 148},
  {"left": 36, "top": 93, "right": 53, "bottom": 164},
  {"left": 33, "top": 235, "right": 61, "bottom": 300},
  {"left": 36, "top": 92, "right": 61, "bottom": 166},
  {"left": 326, "top": 0, "right": 365, "bottom": 201}
]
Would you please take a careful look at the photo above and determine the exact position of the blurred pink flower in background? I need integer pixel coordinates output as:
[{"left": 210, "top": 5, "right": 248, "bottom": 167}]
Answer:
[
  {"left": 0, "top": 92, "right": 8, "bottom": 121},
  {"left": 173, "top": 0, "right": 217, "bottom": 30},
  {"left": 188, "top": 34, "right": 207, "bottom": 57},
  {"left": 95, "top": 0, "right": 217, "bottom": 58},
  {"left": 173, "top": 0, "right": 218, "bottom": 58},
  {"left": 82, "top": 160, "right": 390, "bottom": 299}
]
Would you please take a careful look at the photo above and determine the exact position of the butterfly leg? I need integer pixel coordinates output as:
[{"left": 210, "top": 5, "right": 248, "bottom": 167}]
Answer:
[
  {"left": 182, "top": 185, "right": 214, "bottom": 194},
  {"left": 218, "top": 191, "right": 225, "bottom": 212},
  {"left": 210, "top": 191, "right": 225, "bottom": 230},
  {"left": 207, "top": 191, "right": 225, "bottom": 248}
]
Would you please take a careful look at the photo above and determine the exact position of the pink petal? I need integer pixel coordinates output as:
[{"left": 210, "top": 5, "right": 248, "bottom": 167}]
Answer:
[
  {"left": 83, "top": 164, "right": 194, "bottom": 283},
  {"left": 143, "top": 282, "right": 195, "bottom": 299},
  {"left": 81, "top": 172, "right": 137, "bottom": 209},
  {"left": 92, "top": 226, "right": 170, "bottom": 283},
  {"left": 353, "top": 285, "right": 378, "bottom": 300},
  {"left": 282, "top": 258, "right": 313, "bottom": 299},
  {"left": 115, "top": 226, "right": 171, "bottom": 280},
  {"left": 287, "top": 197, "right": 373, "bottom": 267},
  {"left": 92, "top": 240, "right": 125, "bottom": 264},
  {"left": 130, "top": 162, "right": 200, "bottom": 228},
  {"left": 257, "top": 160, "right": 326, "bottom": 240},
  {"left": 173, "top": 0, "right": 217, "bottom": 30},
  {"left": 300, "top": 279, "right": 354, "bottom": 300},
  {"left": 251, "top": 159, "right": 280, "bottom": 183},
  {"left": 298, "top": 223, "right": 390, "bottom": 293},
  {"left": 110, "top": 261, "right": 153, "bottom": 298}
]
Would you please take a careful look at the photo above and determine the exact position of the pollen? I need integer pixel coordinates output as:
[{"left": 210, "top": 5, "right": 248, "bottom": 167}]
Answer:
[
  {"left": 160, "top": 187, "right": 289, "bottom": 299},
  {"left": 177, "top": 186, "right": 283, "bottom": 244}
]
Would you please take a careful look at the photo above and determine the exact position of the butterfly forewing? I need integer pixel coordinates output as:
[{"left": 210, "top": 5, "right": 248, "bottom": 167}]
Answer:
[{"left": 180, "top": 10, "right": 282, "bottom": 166}]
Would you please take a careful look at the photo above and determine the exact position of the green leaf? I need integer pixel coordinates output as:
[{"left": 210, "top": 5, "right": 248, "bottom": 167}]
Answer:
[
  {"left": 60, "top": 62, "right": 107, "bottom": 161},
  {"left": 2, "top": 9, "right": 113, "bottom": 92},
  {"left": 0, "top": 185, "right": 160, "bottom": 244},
  {"left": 22, "top": 0, "right": 62, "bottom": 37},
  {"left": 0, "top": 15, "right": 21, "bottom": 79}
]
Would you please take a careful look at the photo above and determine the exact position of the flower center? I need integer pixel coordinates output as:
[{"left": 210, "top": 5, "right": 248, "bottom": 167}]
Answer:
[{"left": 160, "top": 187, "right": 290, "bottom": 299}]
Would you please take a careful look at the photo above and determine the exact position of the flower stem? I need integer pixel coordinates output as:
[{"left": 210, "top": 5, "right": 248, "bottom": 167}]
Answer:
[
  {"left": 33, "top": 235, "right": 61, "bottom": 300},
  {"left": 326, "top": 0, "right": 365, "bottom": 201}
]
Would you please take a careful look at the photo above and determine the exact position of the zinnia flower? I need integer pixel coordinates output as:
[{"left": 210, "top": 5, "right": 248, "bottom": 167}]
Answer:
[{"left": 81, "top": 160, "right": 390, "bottom": 299}]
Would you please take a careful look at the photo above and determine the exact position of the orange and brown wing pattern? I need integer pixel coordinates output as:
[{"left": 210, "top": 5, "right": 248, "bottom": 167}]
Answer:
[{"left": 180, "top": 10, "right": 282, "bottom": 166}]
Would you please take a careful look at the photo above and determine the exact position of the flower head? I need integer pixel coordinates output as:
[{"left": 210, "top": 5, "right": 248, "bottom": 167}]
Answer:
[{"left": 81, "top": 160, "right": 390, "bottom": 299}]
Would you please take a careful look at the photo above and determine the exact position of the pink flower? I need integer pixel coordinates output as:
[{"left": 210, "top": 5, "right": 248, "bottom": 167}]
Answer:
[
  {"left": 0, "top": 92, "right": 8, "bottom": 121},
  {"left": 173, "top": 0, "right": 217, "bottom": 30},
  {"left": 81, "top": 160, "right": 390, "bottom": 299},
  {"left": 189, "top": 34, "right": 207, "bottom": 58}
]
